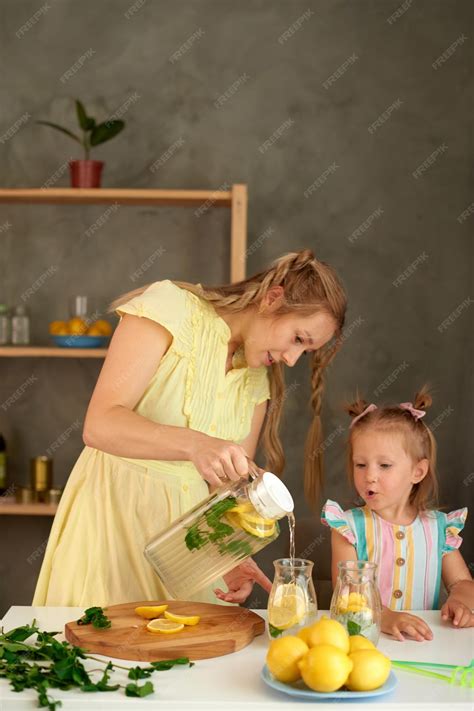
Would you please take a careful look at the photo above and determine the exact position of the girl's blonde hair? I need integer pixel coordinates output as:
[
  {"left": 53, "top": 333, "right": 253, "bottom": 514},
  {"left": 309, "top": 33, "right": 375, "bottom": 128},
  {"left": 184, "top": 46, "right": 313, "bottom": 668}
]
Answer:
[
  {"left": 110, "top": 249, "right": 347, "bottom": 507},
  {"left": 345, "top": 385, "right": 439, "bottom": 511}
]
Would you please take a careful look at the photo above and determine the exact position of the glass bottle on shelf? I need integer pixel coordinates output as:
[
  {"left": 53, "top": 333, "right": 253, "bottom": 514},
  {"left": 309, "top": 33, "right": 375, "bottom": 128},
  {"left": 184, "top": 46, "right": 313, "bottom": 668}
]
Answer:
[
  {"left": 0, "top": 304, "right": 10, "bottom": 345},
  {"left": 11, "top": 305, "right": 30, "bottom": 345},
  {"left": 330, "top": 560, "right": 382, "bottom": 644},
  {"left": 267, "top": 558, "right": 318, "bottom": 638},
  {"left": 144, "top": 465, "right": 294, "bottom": 599}
]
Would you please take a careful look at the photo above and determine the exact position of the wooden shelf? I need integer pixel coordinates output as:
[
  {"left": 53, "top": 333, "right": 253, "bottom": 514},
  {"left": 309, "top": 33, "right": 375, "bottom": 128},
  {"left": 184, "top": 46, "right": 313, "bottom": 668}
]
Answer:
[
  {"left": 0, "top": 188, "right": 232, "bottom": 207},
  {"left": 0, "top": 346, "right": 107, "bottom": 358},
  {"left": 0, "top": 185, "right": 247, "bottom": 281},
  {"left": 0, "top": 499, "right": 58, "bottom": 516}
]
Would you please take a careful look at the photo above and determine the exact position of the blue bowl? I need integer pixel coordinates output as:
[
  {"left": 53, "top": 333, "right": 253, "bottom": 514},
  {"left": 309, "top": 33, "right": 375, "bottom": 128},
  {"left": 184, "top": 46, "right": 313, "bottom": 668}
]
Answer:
[
  {"left": 51, "top": 335, "right": 109, "bottom": 348},
  {"left": 261, "top": 665, "right": 397, "bottom": 700}
]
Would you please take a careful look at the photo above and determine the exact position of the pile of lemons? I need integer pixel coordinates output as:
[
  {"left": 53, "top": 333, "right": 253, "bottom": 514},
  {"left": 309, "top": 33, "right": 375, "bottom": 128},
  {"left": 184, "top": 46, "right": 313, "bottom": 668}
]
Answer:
[
  {"left": 135, "top": 604, "right": 200, "bottom": 634},
  {"left": 266, "top": 616, "right": 391, "bottom": 693},
  {"left": 49, "top": 318, "right": 112, "bottom": 337}
]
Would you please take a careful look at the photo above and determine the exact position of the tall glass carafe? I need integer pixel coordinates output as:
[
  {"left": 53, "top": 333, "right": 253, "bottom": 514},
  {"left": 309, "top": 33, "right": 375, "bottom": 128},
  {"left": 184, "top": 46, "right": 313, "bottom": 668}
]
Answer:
[
  {"left": 144, "top": 466, "right": 294, "bottom": 599},
  {"left": 267, "top": 558, "right": 318, "bottom": 638},
  {"left": 330, "top": 560, "right": 382, "bottom": 643}
]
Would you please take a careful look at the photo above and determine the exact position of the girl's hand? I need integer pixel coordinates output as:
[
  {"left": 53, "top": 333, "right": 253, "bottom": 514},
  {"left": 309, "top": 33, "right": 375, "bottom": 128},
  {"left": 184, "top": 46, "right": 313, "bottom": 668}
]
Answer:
[
  {"left": 188, "top": 433, "right": 250, "bottom": 488},
  {"left": 382, "top": 608, "right": 433, "bottom": 642},
  {"left": 214, "top": 558, "right": 272, "bottom": 604},
  {"left": 441, "top": 598, "right": 474, "bottom": 628}
]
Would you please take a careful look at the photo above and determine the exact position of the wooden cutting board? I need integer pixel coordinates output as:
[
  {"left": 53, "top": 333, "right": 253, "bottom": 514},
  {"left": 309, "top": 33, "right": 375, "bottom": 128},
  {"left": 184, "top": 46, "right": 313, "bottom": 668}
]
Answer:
[{"left": 64, "top": 600, "right": 265, "bottom": 661}]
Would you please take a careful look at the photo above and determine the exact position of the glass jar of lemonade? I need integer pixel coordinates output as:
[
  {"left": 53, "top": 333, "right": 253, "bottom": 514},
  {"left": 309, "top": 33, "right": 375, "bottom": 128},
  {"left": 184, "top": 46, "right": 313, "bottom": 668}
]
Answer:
[
  {"left": 330, "top": 560, "right": 382, "bottom": 644},
  {"left": 267, "top": 558, "right": 318, "bottom": 638},
  {"left": 144, "top": 468, "right": 294, "bottom": 599}
]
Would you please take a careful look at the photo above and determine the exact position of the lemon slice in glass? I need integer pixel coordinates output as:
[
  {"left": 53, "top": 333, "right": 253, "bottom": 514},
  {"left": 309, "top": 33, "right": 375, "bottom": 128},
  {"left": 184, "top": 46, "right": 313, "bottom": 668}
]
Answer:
[
  {"left": 269, "top": 584, "right": 307, "bottom": 629},
  {"left": 135, "top": 604, "right": 168, "bottom": 619},
  {"left": 146, "top": 619, "right": 184, "bottom": 634},
  {"left": 164, "top": 611, "right": 200, "bottom": 626}
]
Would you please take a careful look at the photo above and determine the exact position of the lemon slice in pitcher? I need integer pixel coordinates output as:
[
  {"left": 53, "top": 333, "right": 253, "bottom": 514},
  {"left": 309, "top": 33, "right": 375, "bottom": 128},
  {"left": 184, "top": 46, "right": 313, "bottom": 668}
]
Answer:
[
  {"left": 164, "top": 611, "right": 200, "bottom": 626},
  {"left": 146, "top": 619, "right": 184, "bottom": 634}
]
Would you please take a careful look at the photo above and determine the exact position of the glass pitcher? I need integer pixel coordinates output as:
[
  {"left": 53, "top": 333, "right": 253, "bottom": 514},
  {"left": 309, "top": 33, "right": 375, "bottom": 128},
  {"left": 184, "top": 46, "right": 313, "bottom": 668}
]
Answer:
[
  {"left": 330, "top": 560, "right": 382, "bottom": 644},
  {"left": 144, "top": 465, "right": 294, "bottom": 599},
  {"left": 267, "top": 558, "right": 318, "bottom": 638}
]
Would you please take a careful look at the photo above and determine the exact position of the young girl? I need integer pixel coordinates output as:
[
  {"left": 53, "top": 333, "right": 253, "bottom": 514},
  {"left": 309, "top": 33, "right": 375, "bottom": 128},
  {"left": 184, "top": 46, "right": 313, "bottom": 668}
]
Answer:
[{"left": 322, "top": 388, "right": 473, "bottom": 641}]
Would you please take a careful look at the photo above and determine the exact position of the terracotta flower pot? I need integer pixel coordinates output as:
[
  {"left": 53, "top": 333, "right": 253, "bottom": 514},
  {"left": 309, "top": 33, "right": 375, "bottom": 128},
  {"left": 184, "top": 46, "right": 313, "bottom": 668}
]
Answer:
[{"left": 69, "top": 160, "right": 104, "bottom": 188}]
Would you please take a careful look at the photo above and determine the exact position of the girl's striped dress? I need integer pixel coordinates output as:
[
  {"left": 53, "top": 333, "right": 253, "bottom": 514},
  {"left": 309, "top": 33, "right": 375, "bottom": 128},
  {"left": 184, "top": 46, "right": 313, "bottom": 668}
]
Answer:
[{"left": 321, "top": 499, "right": 468, "bottom": 610}]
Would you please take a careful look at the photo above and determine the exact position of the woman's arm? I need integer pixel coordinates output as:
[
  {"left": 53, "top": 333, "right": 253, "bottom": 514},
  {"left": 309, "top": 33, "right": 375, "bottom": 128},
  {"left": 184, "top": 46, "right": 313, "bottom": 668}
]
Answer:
[
  {"left": 83, "top": 314, "right": 249, "bottom": 485},
  {"left": 440, "top": 550, "right": 474, "bottom": 627}
]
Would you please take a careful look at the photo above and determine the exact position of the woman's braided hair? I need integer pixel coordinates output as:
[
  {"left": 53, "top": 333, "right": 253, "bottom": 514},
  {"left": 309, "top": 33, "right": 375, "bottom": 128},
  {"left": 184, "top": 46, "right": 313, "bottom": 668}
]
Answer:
[{"left": 111, "top": 249, "right": 347, "bottom": 507}]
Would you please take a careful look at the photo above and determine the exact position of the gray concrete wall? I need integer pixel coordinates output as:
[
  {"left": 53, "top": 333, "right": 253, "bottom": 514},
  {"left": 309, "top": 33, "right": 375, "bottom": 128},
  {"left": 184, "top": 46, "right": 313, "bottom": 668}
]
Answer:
[{"left": 0, "top": 0, "right": 472, "bottom": 615}]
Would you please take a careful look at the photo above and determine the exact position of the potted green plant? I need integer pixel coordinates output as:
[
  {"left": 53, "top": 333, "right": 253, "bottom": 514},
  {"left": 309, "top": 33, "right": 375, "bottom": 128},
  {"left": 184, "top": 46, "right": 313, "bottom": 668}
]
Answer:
[{"left": 37, "top": 100, "right": 125, "bottom": 188}]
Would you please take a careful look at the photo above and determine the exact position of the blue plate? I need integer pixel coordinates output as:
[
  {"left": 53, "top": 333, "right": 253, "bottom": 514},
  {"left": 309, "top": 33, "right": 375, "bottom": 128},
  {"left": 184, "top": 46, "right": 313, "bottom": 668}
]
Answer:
[
  {"left": 51, "top": 335, "right": 109, "bottom": 348},
  {"left": 261, "top": 665, "right": 397, "bottom": 700}
]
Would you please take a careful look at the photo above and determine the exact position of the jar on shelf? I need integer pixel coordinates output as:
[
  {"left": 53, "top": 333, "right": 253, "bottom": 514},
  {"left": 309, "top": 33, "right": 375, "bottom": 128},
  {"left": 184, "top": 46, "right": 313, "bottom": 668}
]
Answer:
[
  {"left": 11, "top": 305, "right": 30, "bottom": 345},
  {"left": 267, "top": 558, "right": 318, "bottom": 638},
  {"left": 330, "top": 560, "right": 382, "bottom": 644},
  {"left": 0, "top": 304, "right": 11, "bottom": 345},
  {"left": 144, "top": 464, "right": 294, "bottom": 599}
]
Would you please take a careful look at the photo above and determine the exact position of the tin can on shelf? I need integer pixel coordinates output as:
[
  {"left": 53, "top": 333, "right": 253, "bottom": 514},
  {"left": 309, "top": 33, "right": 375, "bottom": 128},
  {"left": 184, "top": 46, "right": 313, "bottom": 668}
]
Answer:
[
  {"left": 15, "top": 486, "right": 37, "bottom": 504},
  {"left": 45, "top": 488, "right": 63, "bottom": 505},
  {"left": 30, "top": 456, "right": 53, "bottom": 492}
]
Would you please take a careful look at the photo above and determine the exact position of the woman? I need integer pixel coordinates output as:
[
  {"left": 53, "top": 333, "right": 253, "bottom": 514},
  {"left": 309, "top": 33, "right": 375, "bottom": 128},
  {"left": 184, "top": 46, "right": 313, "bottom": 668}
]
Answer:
[{"left": 33, "top": 249, "right": 346, "bottom": 607}]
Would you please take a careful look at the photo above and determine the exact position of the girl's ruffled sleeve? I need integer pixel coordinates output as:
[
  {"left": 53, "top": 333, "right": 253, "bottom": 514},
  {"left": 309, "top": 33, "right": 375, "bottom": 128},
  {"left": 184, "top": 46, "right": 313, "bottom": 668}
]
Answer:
[
  {"left": 321, "top": 499, "right": 356, "bottom": 545},
  {"left": 442, "top": 508, "right": 468, "bottom": 555},
  {"left": 115, "top": 280, "right": 189, "bottom": 354}
]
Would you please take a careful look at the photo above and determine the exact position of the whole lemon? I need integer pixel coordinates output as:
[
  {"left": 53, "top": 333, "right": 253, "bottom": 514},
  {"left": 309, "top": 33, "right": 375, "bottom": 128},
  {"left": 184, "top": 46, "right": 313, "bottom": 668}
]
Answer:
[
  {"left": 68, "top": 317, "right": 87, "bottom": 335},
  {"left": 266, "top": 635, "right": 309, "bottom": 683},
  {"left": 348, "top": 635, "right": 376, "bottom": 653},
  {"left": 87, "top": 326, "right": 103, "bottom": 336},
  {"left": 307, "top": 616, "right": 350, "bottom": 654},
  {"left": 49, "top": 320, "right": 67, "bottom": 335},
  {"left": 299, "top": 644, "right": 353, "bottom": 692},
  {"left": 296, "top": 626, "right": 312, "bottom": 645},
  {"left": 93, "top": 319, "right": 113, "bottom": 336},
  {"left": 346, "top": 649, "right": 391, "bottom": 691}
]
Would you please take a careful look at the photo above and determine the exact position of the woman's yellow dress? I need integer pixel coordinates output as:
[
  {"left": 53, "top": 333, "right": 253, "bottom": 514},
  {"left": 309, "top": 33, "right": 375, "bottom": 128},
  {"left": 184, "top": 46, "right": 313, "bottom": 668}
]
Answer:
[{"left": 33, "top": 280, "right": 270, "bottom": 607}]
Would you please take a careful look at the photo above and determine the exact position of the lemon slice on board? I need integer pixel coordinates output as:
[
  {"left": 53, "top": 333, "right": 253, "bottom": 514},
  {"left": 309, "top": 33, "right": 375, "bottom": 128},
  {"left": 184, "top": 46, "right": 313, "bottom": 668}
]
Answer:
[
  {"left": 164, "top": 611, "right": 200, "bottom": 626},
  {"left": 135, "top": 604, "right": 168, "bottom": 619},
  {"left": 146, "top": 619, "right": 184, "bottom": 634}
]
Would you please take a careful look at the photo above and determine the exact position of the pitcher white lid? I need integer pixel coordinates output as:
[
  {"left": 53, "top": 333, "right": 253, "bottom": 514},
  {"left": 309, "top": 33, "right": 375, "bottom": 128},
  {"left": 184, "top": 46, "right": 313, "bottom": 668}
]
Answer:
[{"left": 250, "top": 472, "right": 294, "bottom": 518}]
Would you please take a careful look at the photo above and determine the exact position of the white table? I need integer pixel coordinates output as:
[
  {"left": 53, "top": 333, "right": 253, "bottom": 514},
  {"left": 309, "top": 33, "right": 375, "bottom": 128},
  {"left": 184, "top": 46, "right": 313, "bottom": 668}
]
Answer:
[{"left": 0, "top": 607, "right": 472, "bottom": 710}]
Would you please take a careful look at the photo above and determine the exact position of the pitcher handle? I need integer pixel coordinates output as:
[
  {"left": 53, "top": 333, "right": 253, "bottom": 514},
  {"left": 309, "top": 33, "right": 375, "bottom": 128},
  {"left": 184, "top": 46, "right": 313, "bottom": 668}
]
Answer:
[{"left": 246, "top": 457, "right": 262, "bottom": 481}]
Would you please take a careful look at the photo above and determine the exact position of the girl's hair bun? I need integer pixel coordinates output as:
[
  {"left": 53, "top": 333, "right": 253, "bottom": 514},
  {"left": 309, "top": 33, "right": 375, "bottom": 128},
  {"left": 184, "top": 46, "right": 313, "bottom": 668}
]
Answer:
[
  {"left": 413, "top": 384, "right": 433, "bottom": 411},
  {"left": 344, "top": 393, "right": 369, "bottom": 419}
]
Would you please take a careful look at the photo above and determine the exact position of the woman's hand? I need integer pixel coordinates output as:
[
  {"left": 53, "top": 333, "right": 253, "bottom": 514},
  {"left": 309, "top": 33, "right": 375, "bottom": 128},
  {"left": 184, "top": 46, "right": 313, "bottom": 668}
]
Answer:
[
  {"left": 188, "top": 433, "right": 251, "bottom": 488},
  {"left": 441, "top": 597, "right": 474, "bottom": 628},
  {"left": 214, "top": 558, "right": 272, "bottom": 604},
  {"left": 382, "top": 607, "right": 433, "bottom": 642}
]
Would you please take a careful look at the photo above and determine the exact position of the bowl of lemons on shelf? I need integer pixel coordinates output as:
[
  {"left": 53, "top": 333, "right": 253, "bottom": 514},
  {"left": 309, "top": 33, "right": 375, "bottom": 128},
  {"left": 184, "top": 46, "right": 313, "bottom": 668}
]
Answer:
[
  {"left": 49, "top": 317, "right": 113, "bottom": 348},
  {"left": 262, "top": 615, "right": 396, "bottom": 700}
]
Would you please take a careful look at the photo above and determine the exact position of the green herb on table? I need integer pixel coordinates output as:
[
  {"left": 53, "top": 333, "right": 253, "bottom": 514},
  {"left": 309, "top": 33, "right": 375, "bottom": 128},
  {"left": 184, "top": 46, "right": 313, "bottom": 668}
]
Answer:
[
  {"left": 0, "top": 620, "right": 193, "bottom": 709},
  {"left": 77, "top": 606, "right": 111, "bottom": 629}
]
